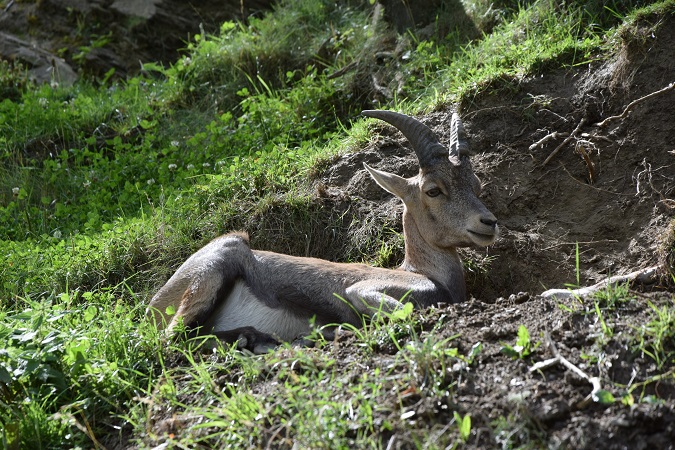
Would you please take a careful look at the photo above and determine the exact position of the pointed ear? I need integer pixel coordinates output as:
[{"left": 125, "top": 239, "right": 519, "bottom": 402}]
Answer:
[{"left": 364, "top": 163, "right": 410, "bottom": 199}]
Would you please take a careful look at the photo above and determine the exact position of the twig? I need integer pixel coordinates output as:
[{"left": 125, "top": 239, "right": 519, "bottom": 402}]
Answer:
[
  {"left": 528, "top": 131, "right": 569, "bottom": 151},
  {"left": 575, "top": 141, "right": 596, "bottom": 183},
  {"left": 595, "top": 82, "right": 675, "bottom": 127},
  {"left": 559, "top": 163, "right": 630, "bottom": 196},
  {"left": 532, "top": 332, "right": 604, "bottom": 408},
  {"left": 529, "top": 357, "right": 559, "bottom": 372},
  {"left": 2, "top": 0, "right": 14, "bottom": 14},
  {"left": 542, "top": 117, "right": 586, "bottom": 166}
]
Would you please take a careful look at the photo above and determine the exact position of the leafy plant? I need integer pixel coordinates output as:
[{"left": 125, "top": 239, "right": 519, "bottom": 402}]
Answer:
[
  {"left": 592, "top": 279, "right": 635, "bottom": 309},
  {"left": 501, "top": 325, "right": 538, "bottom": 359},
  {"left": 454, "top": 411, "right": 472, "bottom": 442},
  {"left": 636, "top": 300, "right": 675, "bottom": 369}
]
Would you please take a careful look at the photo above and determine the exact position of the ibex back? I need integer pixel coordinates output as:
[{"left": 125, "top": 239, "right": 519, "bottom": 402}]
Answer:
[{"left": 148, "top": 110, "right": 498, "bottom": 353}]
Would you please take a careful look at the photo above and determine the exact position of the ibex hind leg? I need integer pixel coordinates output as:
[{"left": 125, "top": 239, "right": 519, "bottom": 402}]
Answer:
[{"left": 165, "top": 233, "right": 253, "bottom": 334}]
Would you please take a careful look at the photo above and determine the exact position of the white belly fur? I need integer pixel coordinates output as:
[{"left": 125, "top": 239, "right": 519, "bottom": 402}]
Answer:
[{"left": 207, "top": 280, "right": 311, "bottom": 342}]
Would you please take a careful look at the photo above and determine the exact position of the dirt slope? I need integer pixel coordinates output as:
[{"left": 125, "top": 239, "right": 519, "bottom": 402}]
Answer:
[
  {"left": 301, "top": 11, "right": 674, "bottom": 448},
  {"left": 317, "top": 13, "right": 674, "bottom": 301}
]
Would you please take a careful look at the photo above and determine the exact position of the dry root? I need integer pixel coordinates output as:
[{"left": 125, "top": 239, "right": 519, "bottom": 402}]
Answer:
[{"left": 539, "top": 265, "right": 661, "bottom": 299}]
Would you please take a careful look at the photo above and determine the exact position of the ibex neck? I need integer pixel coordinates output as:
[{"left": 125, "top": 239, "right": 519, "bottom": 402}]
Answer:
[{"left": 400, "top": 210, "right": 466, "bottom": 301}]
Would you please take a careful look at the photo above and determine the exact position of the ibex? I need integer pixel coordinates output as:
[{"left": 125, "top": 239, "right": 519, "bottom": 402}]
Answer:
[{"left": 148, "top": 110, "right": 498, "bottom": 353}]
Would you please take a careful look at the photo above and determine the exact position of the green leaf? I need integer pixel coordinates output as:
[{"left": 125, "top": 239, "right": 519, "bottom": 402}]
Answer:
[
  {"left": 460, "top": 414, "right": 471, "bottom": 441},
  {"left": 467, "top": 342, "right": 482, "bottom": 363},
  {"left": 593, "top": 389, "right": 615, "bottom": 404},
  {"left": 0, "top": 365, "right": 12, "bottom": 384},
  {"left": 516, "top": 324, "right": 530, "bottom": 348},
  {"left": 83, "top": 305, "right": 98, "bottom": 322},
  {"left": 140, "top": 119, "right": 157, "bottom": 130},
  {"left": 453, "top": 412, "right": 471, "bottom": 441},
  {"left": 390, "top": 302, "right": 414, "bottom": 321},
  {"left": 500, "top": 345, "right": 519, "bottom": 358}
]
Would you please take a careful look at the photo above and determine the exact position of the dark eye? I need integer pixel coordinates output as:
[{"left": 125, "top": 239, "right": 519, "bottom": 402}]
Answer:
[{"left": 426, "top": 188, "right": 441, "bottom": 197}]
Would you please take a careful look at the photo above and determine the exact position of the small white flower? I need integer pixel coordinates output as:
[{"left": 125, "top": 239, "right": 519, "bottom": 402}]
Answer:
[
  {"left": 171, "top": 141, "right": 180, "bottom": 147},
  {"left": 38, "top": 97, "right": 49, "bottom": 108},
  {"left": 187, "top": 164, "right": 195, "bottom": 170},
  {"left": 202, "top": 162, "right": 211, "bottom": 168},
  {"left": 83, "top": 180, "right": 91, "bottom": 188},
  {"left": 53, "top": 230, "right": 62, "bottom": 239},
  {"left": 168, "top": 163, "right": 178, "bottom": 170},
  {"left": 147, "top": 178, "right": 155, "bottom": 185},
  {"left": 183, "top": 57, "right": 192, "bottom": 67},
  {"left": 12, "top": 187, "right": 20, "bottom": 196}
]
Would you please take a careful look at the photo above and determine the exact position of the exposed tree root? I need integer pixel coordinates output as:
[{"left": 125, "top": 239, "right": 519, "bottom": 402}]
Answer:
[
  {"left": 541, "top": 117, "right": 587, "bottom": 166},
  {"left": 595, "top": 82, "right": 675, "bottom": 128},
  {"left": 539, "top": 265, "right": 661, "bottom": 299}
]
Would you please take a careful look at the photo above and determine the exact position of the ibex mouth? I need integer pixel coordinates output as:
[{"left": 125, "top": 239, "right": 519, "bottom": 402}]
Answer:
[{"left": 468, "top": 230, "right": 498, "bottom": 246}]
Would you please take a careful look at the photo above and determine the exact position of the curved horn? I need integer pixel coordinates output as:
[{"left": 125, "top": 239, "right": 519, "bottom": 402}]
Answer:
[
  {"left": 362, "top": 110, "right": 448, "bottom": 168},
  {"left": 449, "top": 113, "right": 469, "bottom": 157}
]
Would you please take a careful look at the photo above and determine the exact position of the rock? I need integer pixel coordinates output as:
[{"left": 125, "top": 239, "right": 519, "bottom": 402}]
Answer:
[
  {"left": 111, "top": 0, "right": 161, "bottom": 19},
  {"left": 0, "top": 32, "right": 78, "bottom": 86}
]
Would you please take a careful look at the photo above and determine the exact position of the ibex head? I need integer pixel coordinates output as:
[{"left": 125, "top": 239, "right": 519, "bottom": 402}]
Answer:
[{"left": 362, "top": 110, "right": 498, "bottom": 250}]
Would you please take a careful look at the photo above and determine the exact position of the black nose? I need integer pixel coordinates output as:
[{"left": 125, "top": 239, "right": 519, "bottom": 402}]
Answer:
[{"left": 481, "top": 217, "right": 497, "bottom": 228}]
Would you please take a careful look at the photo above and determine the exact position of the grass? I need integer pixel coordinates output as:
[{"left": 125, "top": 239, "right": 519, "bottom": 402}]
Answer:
[{"left": 1, "top": 0, "right": 674, "bottom": 447}]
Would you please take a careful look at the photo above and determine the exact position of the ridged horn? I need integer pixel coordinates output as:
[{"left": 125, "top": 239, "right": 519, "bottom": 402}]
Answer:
[
  {"left": 449, "top": 113, "right": 469, "bottom": 157},
  {"left": 362, "top": 110, "right": 448, "bottom": 168}
]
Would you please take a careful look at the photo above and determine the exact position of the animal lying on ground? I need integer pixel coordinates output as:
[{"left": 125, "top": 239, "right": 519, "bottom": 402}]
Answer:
[{"left": 147, "top": 110, "right": 499, "bottom": 353}]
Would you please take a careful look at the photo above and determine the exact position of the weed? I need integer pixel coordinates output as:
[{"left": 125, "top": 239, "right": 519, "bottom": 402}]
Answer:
[
  {"left": 592, "top": 281, "right": 635, "bottom": 309},
  {"left": 635, "top": 300, "right": 675, "bottom": 369},
  {"left": 501, "top": 325, "right": 539, "bottom": 359},
  {"left": 594, "top": 301, "right": 614, "bottom": 338}
]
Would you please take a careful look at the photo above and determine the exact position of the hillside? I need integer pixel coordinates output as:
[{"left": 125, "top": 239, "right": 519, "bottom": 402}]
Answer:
[{"left": 1, "top": 0, "right": 674, "bottom": 448}]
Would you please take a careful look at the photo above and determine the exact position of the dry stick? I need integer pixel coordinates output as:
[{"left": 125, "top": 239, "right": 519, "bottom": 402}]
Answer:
[
  {"left": 327, "top": 61, "right": 357, "bottom": 79},
  {"left": 542, "top": 117, "right": 586, "bottom": 166},
  {"left": 595, "top": 82, "right": 675, "bottom": 128},
  {"left": 528, "top": 131, "right": 569, "bottom": 151},
  {"left": 531, "top": 332, "right": 603, "bottom": 408}
]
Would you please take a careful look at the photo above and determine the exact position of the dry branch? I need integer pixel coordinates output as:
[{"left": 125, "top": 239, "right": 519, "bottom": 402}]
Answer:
[
  {"left": 595, "top": 82, "right": 675, "bottom": 128},
  {"left": 529, "top": 131, "right": 569, "bottom": 151},
  {"left": 542, "top": 117, "right": 587, "bottom": 166}
]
